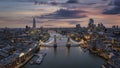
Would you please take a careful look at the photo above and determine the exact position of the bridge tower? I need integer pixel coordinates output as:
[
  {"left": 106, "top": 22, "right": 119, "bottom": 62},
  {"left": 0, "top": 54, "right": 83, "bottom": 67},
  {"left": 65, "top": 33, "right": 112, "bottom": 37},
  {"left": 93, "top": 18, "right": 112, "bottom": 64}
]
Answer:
[
  {"left": 66, "top": 36, "right": 71, "bottom": 47},
  {"left": 54, "top": 35, "right": 57, "bottom": 47}
]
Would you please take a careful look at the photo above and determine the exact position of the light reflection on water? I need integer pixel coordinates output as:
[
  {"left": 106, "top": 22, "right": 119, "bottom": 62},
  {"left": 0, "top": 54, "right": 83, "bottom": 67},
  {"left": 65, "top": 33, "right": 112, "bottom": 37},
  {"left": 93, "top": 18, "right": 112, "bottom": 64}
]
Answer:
[{"left": 23, "top": 46, "right": 105, "bottom": 68}]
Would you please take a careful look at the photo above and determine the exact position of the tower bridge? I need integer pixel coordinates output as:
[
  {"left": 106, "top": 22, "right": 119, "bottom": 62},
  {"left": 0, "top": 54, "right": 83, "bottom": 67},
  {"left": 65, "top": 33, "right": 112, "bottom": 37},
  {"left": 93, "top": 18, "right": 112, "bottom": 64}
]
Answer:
[{"left": 39, "top": 34, "right": 83, "bottom": 47}]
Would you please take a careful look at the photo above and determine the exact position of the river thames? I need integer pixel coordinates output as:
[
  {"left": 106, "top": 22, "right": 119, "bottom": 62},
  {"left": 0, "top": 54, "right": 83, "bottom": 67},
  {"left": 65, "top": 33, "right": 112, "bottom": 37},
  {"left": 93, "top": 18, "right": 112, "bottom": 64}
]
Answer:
[{"left": 23, "top": 31, "right": 105, "bottom": 68}]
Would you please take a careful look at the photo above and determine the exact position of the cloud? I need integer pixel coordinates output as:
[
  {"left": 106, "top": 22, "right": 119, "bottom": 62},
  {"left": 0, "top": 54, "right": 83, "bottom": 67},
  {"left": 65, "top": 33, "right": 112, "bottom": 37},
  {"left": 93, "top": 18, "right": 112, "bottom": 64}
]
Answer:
[
  {"left": 66, "top": 0, "right": 79, "bottom": 3},
  {"left": 103, "top": 7, "right": 120, "bottom": 14},
  {"left": 38, "top": 9, "right": 87, "bottom": 19},
  {"left": 103, "top": 0, "right": 120, "bottom": 14},
  {"left": 68, "top": 21, "right": 84, "bottom": 25},
  {"left": 112, "top": 0, "right": 120, "bottom": 6},
  {"left": 44, "top": 24, "right": 54, "bottom": 27}
]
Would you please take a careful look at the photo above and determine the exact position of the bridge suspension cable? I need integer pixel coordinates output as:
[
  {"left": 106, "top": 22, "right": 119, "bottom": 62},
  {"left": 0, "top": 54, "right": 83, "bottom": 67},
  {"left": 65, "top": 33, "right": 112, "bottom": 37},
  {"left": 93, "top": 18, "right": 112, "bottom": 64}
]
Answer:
[
  {"left": 70, "top": 38, "right": 82, "bottom": 44},
  {"left": 40, "top": 38, "right": 54, "bottom": 45}
]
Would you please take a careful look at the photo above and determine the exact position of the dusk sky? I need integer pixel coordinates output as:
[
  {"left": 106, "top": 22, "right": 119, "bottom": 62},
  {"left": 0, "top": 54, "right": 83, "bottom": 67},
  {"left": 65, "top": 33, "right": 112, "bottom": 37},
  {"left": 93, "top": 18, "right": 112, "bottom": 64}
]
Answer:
[{"left": 0, "top": 0, "right": 120, "bottom": 28}]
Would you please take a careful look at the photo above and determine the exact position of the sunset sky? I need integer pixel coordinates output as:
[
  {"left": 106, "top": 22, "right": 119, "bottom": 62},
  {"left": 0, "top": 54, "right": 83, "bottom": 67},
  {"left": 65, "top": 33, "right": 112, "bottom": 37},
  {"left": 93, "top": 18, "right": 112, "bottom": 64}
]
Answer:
[{"left": 0, "top": 0, "right": 120, "bottom": 28}]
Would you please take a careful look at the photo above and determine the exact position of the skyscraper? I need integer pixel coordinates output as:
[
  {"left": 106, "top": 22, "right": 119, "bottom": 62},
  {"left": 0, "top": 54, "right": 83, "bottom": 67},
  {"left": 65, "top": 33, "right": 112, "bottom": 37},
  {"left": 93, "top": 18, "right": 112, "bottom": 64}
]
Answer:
[
  {"left": 89, "top": 18, "right": 94, "bottom": 25},
  {"left": 33, "top": 17, "right": 36, "bottom": 28},
  {"left": 76, "top": 24, "right": 81, "bottom": 30},
  {"left": 88, "top": 18, "right": 94, "bottom": 28}
]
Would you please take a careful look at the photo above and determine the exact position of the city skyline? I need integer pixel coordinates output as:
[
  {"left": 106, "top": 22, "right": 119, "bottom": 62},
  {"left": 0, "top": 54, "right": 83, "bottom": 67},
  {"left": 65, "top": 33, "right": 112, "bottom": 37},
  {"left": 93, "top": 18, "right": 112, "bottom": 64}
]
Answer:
[
  {"left": 0, "top": 0, "right": 120, "bottom": 28},
  {"left": 0, "top": 1, "right": 120, "bottom": 68}
]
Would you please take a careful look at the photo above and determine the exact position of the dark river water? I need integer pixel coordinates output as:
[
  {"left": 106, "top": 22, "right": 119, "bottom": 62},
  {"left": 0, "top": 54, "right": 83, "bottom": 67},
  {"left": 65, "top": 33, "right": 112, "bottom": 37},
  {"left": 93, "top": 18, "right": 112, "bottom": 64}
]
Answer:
[{"left": 23, "top": 31, "right": 105, "bottom": 68}]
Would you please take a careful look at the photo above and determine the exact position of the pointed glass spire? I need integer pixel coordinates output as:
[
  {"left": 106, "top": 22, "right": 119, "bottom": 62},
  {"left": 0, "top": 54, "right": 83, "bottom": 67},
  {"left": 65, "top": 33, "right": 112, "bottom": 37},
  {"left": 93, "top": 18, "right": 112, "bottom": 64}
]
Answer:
[{"left": 33, "top": 17, "right": 36, "bottom": 28}]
